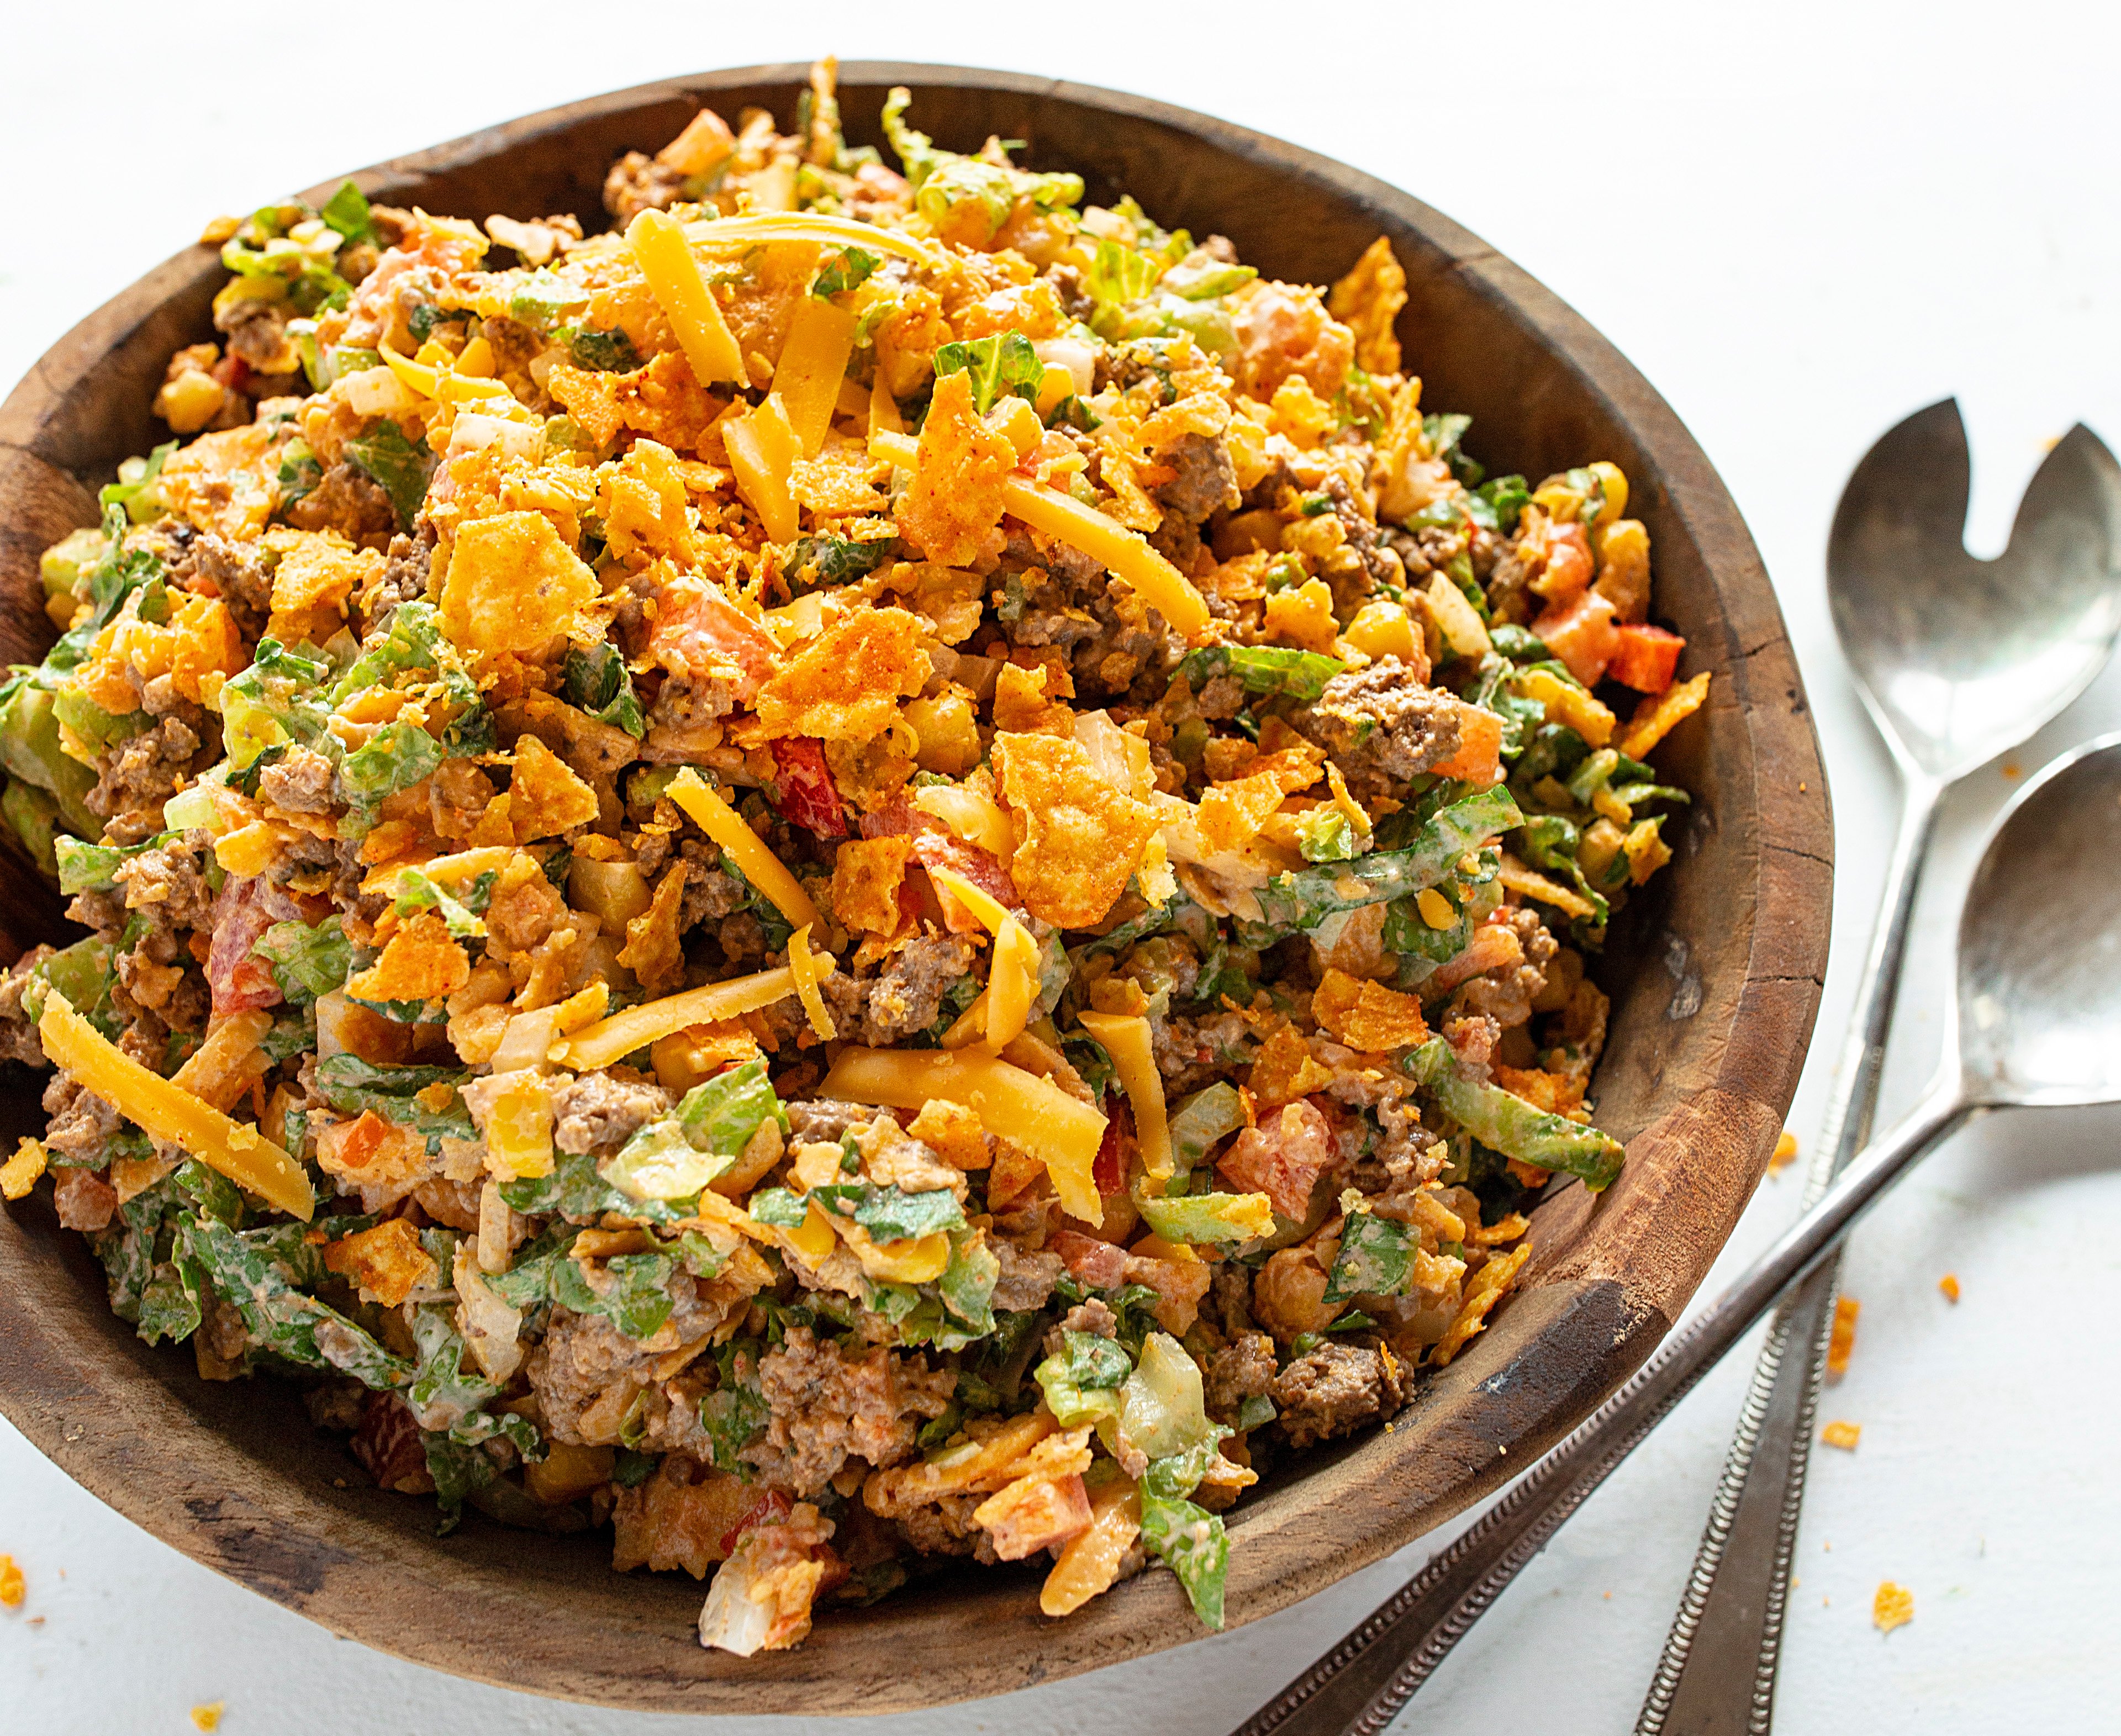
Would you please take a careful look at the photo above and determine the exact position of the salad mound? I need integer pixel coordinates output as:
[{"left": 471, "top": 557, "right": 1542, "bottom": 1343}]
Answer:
[{"left": 0, "top": 59, "right": 1708, "bottom": 1653}]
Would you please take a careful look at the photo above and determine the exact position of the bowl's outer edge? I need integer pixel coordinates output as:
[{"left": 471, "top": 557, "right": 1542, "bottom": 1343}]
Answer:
[{"left": 0, "top": 61, "right": 1832, "bottom": 1714}]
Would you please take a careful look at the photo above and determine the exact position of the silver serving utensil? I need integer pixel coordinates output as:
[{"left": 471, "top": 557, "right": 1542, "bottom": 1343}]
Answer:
[
  {"left": 1229, "top": 735, "right": 2121, "bottom": 1736},
  {"left": 1637, "top": 402, "right": 2121, "bottom": 1735}
]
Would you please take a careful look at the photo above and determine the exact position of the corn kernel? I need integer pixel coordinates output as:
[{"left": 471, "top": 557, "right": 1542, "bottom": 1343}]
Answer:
[
  {"left": 1416, "top": 888, "right": 1456, "bottom": 929},
  {"left": 1035, "top": 363, "right": 1077, "bottom": 416},
  {"left": 988, "top": 394, "right": 1043, "bottom": 460},
  {"left": 1623, "top": 817, "right": 1672, "bottom": 885},
  {"left": 1592, "top": 784, "right": 1633, "bottom": 826},
  {"left": 905, "top": 687, "right": 983, "bottom": 776},
  {"left": 1343, "top": 599, "right": 1417, "bottom": 663},
  {"left": 155, "top": 367, "right": 228, "bottom": 435},
  {"left": 454, "top": 335, "right": 497, "bottom": 378},
  {"left": 1587, "top": 461, "right": 1629, "bottom": 527}
]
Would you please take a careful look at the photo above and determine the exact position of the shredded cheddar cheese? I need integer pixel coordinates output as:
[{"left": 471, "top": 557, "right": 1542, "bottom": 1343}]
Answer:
[
  {"left": 820, "top": 1047, "right": 1106, "bottom": 1224},
  {"left": 787, "top": 923, "right": 838, "bottom": 1041},
  {"left": 627, "top": 208, "right": 745, "bottom": 386},
  {"left": 724, "top": 394, "right": 803, "bottom": 543},
  {"left": 557, "top": 966, "right": 800, "bottom": 1071},
  {"left": 772, "top": 294, "right": 858, "bottom": 455},
  {"left": 38, "top": 991, "right": 314, "bottom": 1221},
  {"left": 666, "top": 767, "right": 821, "bottom": 931},
  {"left": 1078, "top": 1010, "right": 1172, "bottom": 1178}
]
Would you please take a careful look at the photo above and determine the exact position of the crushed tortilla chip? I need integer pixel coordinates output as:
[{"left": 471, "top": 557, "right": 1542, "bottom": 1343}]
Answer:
[
  {"left": 1262, "top": 576, "right": 1341, "bottom": 653},
  {"left": 1820, "top": 1420, "right": 1861, "bottom": 1452},
  {"left": 880, "top": 560, "right": 986, "bottom": 645},
  {"left": 617, "top": 863, "right": 689, "bottom": 992},
  {"left": 549, "top": 352, "right": 718, "bottom": 456},
  {"left": 1312, "top": 968, "right": 1429, "bottom": 1052},
  {"left": 895, "top": 368, "right": 1014, "bottom": 564},
  {"left": 1327, "top": 236, "right": 1408, "bottom": 376},
  {"left": 789, "top": 445, "right": 890, "bottom": 517},
  {"left": 1769, "top": 1128, "right": 1798, "bottom": 1175},
  {"left": 1939, "top": 1273, "right": 1960, "bottom": 1303},
  {"left": 990, "top": 731, "right": 1163, "bottom": 929},
  {"left": 322, "top": 1217, "right": 439, "bottom": 1307},
  {"left": 508, "top": 734, "right": 600, "bottom": 840},
  {"left": 756, "top": 605, "right": 931, "bottom": 741},
  {"left": 267, "top": 527, "right": 378, "bottom": 620},
  {"left": 1618, "top": 670, "right": 1710, "bottom": 760},
  {"left": 191, "top": 1703, "right": 225, "bottom": 1733},
  {"left": 597, "top": 437, "right": 700, "bottom": 567},
  {"left": 1825, "top": 1294, "right": 1859, "bottom": 1381},
  {"left": 441, "top": 510, "right": 599, "bottom": 659},
  {"left": 346, "top": 911, "right": 471, "bottom": 1004},
  {"left": 1872, "top": 1581, "right": 1914, "bottom": 1634},
  {"left": 1489, "top": 1064, "right": 1586, "bottom": 1117},
  {"left": 0, "top": 1553, "right": 22, "bottom": 1608},
  {"left": 1197, "top": 745, "right": 1323, "bottom": 854},
  {"left": 0, "top": 1137, "right": 48, "bottom": 1201},
  {"left": 908, "top": 1098, "right": 991, "bottom": 1170},
  {"left": 1246, "top": 1025, "right": 1335, "bottom": 1109},
  {"left": 830, "top": 836, "right": 913, "bottom": 937},
  {"left": 1431, "top": 1242, "right": 1532, "bottom": 1366},
  {"left": 991, "top": 661, "right": 1075, "bottom": 736}
]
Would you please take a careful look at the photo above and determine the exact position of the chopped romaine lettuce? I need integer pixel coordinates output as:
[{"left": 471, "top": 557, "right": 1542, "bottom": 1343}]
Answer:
[
  {"left": 252, "top": 915, "right": 352, "bottom": 1005},
  {"left": 1176, "top": 643, "right": 1346, "bottom": 704},
  {"left": 932, "top": 330, "right": 1042, "bottom": 414},
  {"left": 342, "top": 423, "right": 437, "bottom": 532}
]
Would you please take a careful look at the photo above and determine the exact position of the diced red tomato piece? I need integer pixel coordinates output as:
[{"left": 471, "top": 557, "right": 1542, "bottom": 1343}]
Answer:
[
  {"left": 350, "top": 1393, "right": 429, "bottom": 1492},
  {"left": 207, "top": 875, "right": 283, "bottom": 1017},
  {"left": 859, "top": 795, "right": 1022, "bottom": 928},
  {"left": 1531, "top": 588, "right": 1621, "bottom": 688},
  {"left": 719, "top": 1487, "right": 794, "bottom": 1554},
  {"left": 1607, "top": 624, "right": 1686, "bottom": 694},
  {"left": 647, "top": 587, "right": 779, "bottom": 701},
  {"left": 767, "top": 737, "right": 847, "bottom": 840},
  {"left": 1093, "top": 1094, "right": 1135, "bottom": 1196},
  {"left": 1431, "top": 703, "right": 1505, "bottom": 785},
  {"left": 1049, "top": 1228, "right": 1128, "bottom": 1290},
  {"left": 1216, "top": 1097, "right": 1335, "bottom": 1221},
  {"left": 1534, "top": 520, "right": 1595, "bottom": 604}
]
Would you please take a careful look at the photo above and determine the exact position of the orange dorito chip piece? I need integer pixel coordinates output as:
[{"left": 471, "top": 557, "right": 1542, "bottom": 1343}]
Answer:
[
  {"left": 548, "top": 352, "right": 718, "bottom": 456},
  {"left": 908, "top": 1097, "right": 991, "bottom": 1170},
  {"left": 441, "top": 511, "right": 599, "bottom": 660},
  {"left": 0, "top": 1553, "right": 23, "bottom": 1608},
  {"left": 991, "top": 662, "right": 1075, "bottom": 736},
  {"left": 1939, "top": 1273, "right": 1961, "bottom": 1303},
  {"left": 895, "top": 369, "right": 1014, "bottom": 565},
  {"left": 346, "top": 910, "right": 471, "bottom": 1004},
  {"left": 830, "top": 836, "right": 913, "bottom": 936},
  {"left": 756, "top": 606, "right": 931, "bottom": 742},
  {"left": 268, "top": 529, "right": 378, "bottom": 618},
  {"left": 1873, "top": 1581, "right": 1914, "bottom": 1634},
  {"left": 1327, "top": 236, "right": 1408, "bottom": 377},
  {"left": 597, "top": 438, "right": 699, "bottom": 567},
  {"left": 1246, "top": 1025, "right": 1335, "bottom": 1110},
  {"left": 990, "top": 731, "right": 1163, "bottom": 929},
  {"left": 1820, "top": 1420, "right": 1861, "bottom": 1452},
  {"left": 1196, "top": 745, "right": 1322, "bottom": 855},
  {"left": 617, "top": 863, "right": 689, "bottom": 993},
  {"left": 1825, "top": 1295, "right": 1859, "bottom": 1381},
  {"left": 323, "top": 1216, "right": 439, "bottom": 1307},
  {"left": 1312, "top": 968, "right": 1429, "bottom": 1053},
  {"left": 1431, "top": 1242, "right": 1532, "bottom": 1367},
  {"left": 509, "top": 734, "right": 600, "bottom": 841}
]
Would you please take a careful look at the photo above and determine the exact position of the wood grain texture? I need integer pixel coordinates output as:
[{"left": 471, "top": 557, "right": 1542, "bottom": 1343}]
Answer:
[{"left": 0, "top": 63, "right": 1832, "bottom": 1714}]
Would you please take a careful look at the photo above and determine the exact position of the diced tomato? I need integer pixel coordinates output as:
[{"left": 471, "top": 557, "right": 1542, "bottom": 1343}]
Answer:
[
  {"left": 767, "top": 737, "right": 848, "bottom": 840},
  {"left": 719, "top": 1487, "right": 794, "bottom": 1555},
  {"left": 1093, "top": 1095, "right": 1135, "bottom": 1196},
  {"left": 1536, "top": 521, "right": 1595, "bottom": 603},
  {"left": 210, "top": 353, "right": 251, "bottom": 394},
  {"left": 647, "top": 586, "right": 779, "bottom": 701},
  {"left": 1216, "top": 1097, "right": 1335, "bottom": 1221},
  {"left": 1431, "top": 703, "right": 1505, "bottom": 785},
  {"left": 1531, "top": 588, "right": 1621, "bottom": 688},
  {"left": 206, "top": 875, "right": 283, "bottom": 1017},
  {"left": 1607, "top": 624, "right": 1685, "bottom": 694},
  {"left": 1049, "top": 1228, "right": 1128, "bottom": 1290},
  {"left": 859, "top": 795, "right": 1022, "bottom": 927}
]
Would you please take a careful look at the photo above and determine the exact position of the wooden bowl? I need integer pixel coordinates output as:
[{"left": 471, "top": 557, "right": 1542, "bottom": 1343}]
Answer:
[{"left": 0, "top": 62, "right": 1830, "bottom": 1715}]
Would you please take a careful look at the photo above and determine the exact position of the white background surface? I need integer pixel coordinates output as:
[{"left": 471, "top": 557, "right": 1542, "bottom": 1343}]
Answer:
[{"left": 3, "top": 2, "right": 2118, "bottom": 1729}]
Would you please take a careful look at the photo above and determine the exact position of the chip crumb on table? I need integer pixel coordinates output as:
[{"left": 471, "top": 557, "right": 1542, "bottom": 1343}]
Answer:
[
  {"left": 1819, "top": 1419, "right": 1861, "bottom": 1451},
  {"left": 191, "top": 1702, "right": 225, "bottom": 1732},
  {"left": 1768, "top": 1127, "right": 1798, "bottom": 1175},
  {"left": 0, "top": 1553, "right": 23, "bottom": 1608},
  {"left": 1825, "top": 1295, "right": 1860, "bottom": 1380},
  {"left": 1872, "top": 1581, "right": 1915, "bottom": 1634},
  {"left": 1939, "top": 1272, "right": 1961, "bottom": 1302}
]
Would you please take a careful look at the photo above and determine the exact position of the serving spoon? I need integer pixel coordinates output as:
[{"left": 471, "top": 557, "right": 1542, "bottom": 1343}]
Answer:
[
  {"left": 1230, "top": 734, "right": 2121, "bottom": 1736},
  {"left": 1638, "top": 402, "right": 2121, "bottom": 1734}
]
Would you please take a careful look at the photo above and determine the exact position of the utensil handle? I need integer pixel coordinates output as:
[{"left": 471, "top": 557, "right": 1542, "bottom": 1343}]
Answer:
[
  {"left": 1635, "top": 775, "right": 1942, "bottom": 1735},
  {"left": 1228, "top": 1083, "right": 1971, "bottom": 1736}
]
